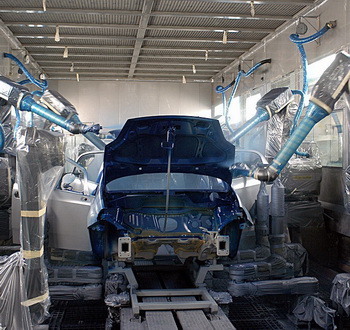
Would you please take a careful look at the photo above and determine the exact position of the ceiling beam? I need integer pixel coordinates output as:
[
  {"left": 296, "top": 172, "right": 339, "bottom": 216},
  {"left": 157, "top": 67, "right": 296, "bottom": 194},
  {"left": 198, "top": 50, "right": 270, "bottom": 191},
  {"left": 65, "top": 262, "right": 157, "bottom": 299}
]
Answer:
[
  {"left": 22, "top": 43, "right": 249, "bottom": 53},
  {"left": 31, "top": 52, "right": 237, "bottom": 60},
  {"left": 15, "top": 33, "right": 261, "bottom": 44},
  {"left": 165, "top": 0, "right": 314, "bottom": 4},
  {"left": 128, "top": 0, "right": 154, "bottom": 78},
  {"left": 42, "top": 65, "right": 220, "bottom": 73},
  {"left": 45, "top": 71, "right": 212, "bottom": 77},
  {"left": 0, "top": 7, "right": 292, "bottom": 20},
  {"left": 5, "top": 22, "right": 274, "bottom": 34},
  {"left": 37, "top": 59, "right": 229, "bottom": 66},
  {"left": 47, "top": 77, "right": 211, "bottom": 83},
  {"left": 0, "top": 18, "right": 43, "bottom": 74}
]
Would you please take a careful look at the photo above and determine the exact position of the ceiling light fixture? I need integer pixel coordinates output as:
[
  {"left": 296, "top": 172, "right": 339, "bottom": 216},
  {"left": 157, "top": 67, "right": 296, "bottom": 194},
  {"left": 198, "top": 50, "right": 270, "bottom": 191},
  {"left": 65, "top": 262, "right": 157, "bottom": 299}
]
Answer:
[
  {"left": 250, "top": 1, "right": 255, "bottom": 17},
  {"left": 205, "top": 50, "right": 209, "bottom": 61},
  {"left": 76, "top": 73, "right": 80, "bottom": 82},
  {"left": 24, "top": 54, "right": 30, "bottom": 64},
  {"left": 54, "top": 25, "right": 60, "bottom": 42},
  {"left": 223, "top": 31, "right": 228, "bottom": 44},
  {"left": 63, "top": 46, "right": 68, "bottom": 58},
  {"left": 192, "top": 65, "right": 196, "bottom": 74},
  {"left": 42, "top": 0, "right": 47, "bottom": 11},
  {"left": 70, "top": 62, "right": 74, "bottom": 72},
  {"left": 182, "top": 76, "right": 187, "bottom": 84}
]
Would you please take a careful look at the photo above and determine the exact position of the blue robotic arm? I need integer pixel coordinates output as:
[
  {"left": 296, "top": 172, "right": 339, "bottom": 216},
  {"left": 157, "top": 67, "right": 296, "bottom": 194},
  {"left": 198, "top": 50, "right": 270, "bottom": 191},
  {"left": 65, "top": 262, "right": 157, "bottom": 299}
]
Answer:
[
  {"left": 0, "top": 75, "right": 103, "bottom": 152},
  {"left": 234, "top": 52, "right": 350, "bottom": 181}
]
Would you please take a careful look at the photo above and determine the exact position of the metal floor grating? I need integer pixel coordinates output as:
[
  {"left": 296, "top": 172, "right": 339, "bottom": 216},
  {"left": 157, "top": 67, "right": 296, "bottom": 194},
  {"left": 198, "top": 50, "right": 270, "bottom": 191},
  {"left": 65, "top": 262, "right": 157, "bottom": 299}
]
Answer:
[
  {"left": 228, "top": 295, "right": 292, "bottom": 329},
  {"left": 232, "top": 318, "right": 286, "bottom": 330},
  {"left": 49, "top": 300, "right": 107, "bottom": 330}
]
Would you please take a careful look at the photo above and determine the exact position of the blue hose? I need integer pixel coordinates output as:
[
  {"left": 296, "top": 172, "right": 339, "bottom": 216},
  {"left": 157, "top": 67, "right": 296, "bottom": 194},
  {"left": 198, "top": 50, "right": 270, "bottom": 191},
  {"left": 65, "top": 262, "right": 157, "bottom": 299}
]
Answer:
[
  {"left": 0, "top": 123, "right": 4, "bottom": 153},
  {"left": 268, "top": 104, "right": 328, "bottom": 173},
  {"left": 18, "top": 79, "right": 32, "bottom": 86},
  {"left": 289, "top": 25, "right": 331, "bottom": 45},
  {"left": 216, "top": 59, "right": 271, "bottom": 135},
  {"left": 291, "top": 90, "right": 309, "bottom": 157},
  {"left": 289, "top": 23, "right": 333, "bottom": 157},
  {"left": 4, "top": 53, "right": 48, "bottom": 92},
  {"left": 230, "top": 107, "right": 270, "bottom": 142}
]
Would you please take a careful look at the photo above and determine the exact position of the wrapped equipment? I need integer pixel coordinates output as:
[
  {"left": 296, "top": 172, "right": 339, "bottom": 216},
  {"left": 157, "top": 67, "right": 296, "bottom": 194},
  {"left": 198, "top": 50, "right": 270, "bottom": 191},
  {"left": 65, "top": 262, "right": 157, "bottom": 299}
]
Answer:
[
  {"left": 265, "top": 101, "right": 297, "bottom": 160},
  {"left": 0, "top": 252, "right": 32, "bottom": 330},
  {"left": 281, "top": 142, "right": 322, "bottom": 199},
  {"left": 330, "top": 273, "right": 350, "bottom": 316},
  {"left": 16, "top": 127, "right": 64, "bottom": 325}
]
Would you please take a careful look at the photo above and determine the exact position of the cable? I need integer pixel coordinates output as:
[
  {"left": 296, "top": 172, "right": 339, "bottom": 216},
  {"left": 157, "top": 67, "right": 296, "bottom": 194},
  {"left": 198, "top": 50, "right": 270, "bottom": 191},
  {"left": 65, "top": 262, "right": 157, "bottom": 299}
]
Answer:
[{"left": 4, "top": 53, "right": 48, "bottom": 92}]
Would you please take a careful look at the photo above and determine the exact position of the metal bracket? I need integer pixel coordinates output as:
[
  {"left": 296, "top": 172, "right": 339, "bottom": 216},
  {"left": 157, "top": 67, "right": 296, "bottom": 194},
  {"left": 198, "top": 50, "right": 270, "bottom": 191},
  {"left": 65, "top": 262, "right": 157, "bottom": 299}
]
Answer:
[
  {"left": 195, "top": 263, "right": 224, "bottom": 287},
  {"left": 301, "top": 16, "right": 320, "bottom": 44},
  {"left": 239, "top": 59, "right": 255, "bottom": 78},
  {"left": 109, "top": 265, "right": 139, "bottom": 289}
]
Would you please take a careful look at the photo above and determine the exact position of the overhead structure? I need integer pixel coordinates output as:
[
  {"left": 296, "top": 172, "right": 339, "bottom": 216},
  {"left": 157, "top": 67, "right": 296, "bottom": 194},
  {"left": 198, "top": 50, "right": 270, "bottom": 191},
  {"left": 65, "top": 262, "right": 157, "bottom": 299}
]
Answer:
[{"left": 0, "top": 0, "right": 316, "bottom": 82}]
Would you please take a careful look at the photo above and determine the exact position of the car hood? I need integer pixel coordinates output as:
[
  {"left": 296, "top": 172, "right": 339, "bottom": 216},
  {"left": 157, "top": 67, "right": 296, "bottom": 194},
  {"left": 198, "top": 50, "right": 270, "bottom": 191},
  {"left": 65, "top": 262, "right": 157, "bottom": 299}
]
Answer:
[{"left": 103, "top": 116, "right": 235, "bottom": 186}]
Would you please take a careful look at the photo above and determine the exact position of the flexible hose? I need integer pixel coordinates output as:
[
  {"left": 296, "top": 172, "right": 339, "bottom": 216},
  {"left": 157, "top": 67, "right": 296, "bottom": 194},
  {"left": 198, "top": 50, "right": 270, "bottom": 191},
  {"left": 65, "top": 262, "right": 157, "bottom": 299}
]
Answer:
[
  {"left": 0, "top": 123, "right": 4, "bottom": 153},
  {"left": 291, "top": 89, "right": 309, "bottom": 157},
  {"left": 216, "top": 59, "right": 271, "bottom": 136},
  {"left": 289, "top": 24, "right": 331, "bottom": 45},
  {"left": 289, "top": 23, "right": 334, "bottom": 156},
  {"left": 4, "top": 53, "right": 48, "bottom": 92},
  {"left": 230, "top": 107, "right": 270, "bottom": 143},
  {"left": 250, "top": 104, "right": 329, "bottom": 181}
]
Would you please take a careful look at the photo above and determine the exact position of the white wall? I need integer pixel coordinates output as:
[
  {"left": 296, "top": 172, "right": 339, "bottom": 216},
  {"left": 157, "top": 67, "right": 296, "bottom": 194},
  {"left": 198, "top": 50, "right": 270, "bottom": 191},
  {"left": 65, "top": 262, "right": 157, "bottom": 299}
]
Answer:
[
  {"left": 50, "top": 80, "right": 212, "bottom": 130},
  {"left": 0, "top": 34, "right": 11, "bottom": 76}
]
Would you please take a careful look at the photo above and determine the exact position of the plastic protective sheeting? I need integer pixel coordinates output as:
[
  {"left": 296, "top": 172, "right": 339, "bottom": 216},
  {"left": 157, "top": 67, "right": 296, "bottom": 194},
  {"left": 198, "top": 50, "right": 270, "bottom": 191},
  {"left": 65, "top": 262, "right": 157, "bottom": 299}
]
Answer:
[
  {"left": 105, "top": 292, "right": 130, "bottom": 307},
  {"left": 40, "top": 90, "right": 78, "bottom": 119},
  {"left": 229, "top": 256, "right": 294, "bottom": 282},
  {"left": 284, "top": 200, "right": 323, "bottom": 227},
  {"left": 105, "top": 274, "right": 128, "bottom": 296},
  {"left": 48, "top": 266, "right": 103, "bottom": 284},
  {"left": 0, "top": 252, "right": 32, "bottom": 330},
  {"left": 344, "top": 166, "right": 350, "bottom": 212},
  {"left": 0, "top": 102, "right": 16, "bottom": 155},
  {"left": 286, "top": 243, "right": 308, "bottom": 276},
  {"left": 16, "top": 127, "right": 64, "bottom": 325},
  {"left": 257, "top": 87, "right": 293, "bottom": 115},
  {"left": 281, "top": 143, "right": 322, "bottom": 200},
  {"left": 0, "top": 156, "right": 12, "bottom": 210},
  {"left": 265, "top": 102, "right": 297, "bottom": 161},
  {"left": 229, "top": 277, "right": 318, "bottom": 297},
  {"left": 208, "top": 290, "right": 232, "bottom": 304},
  {"left": 49, "top": 284, "right": 103, "bottom": 300},
  {"left": 293, "top": 295, "right": 336, "bottom": 329},
  {"left": 330, "top": 273, "right": 350, "bottom": 316}
]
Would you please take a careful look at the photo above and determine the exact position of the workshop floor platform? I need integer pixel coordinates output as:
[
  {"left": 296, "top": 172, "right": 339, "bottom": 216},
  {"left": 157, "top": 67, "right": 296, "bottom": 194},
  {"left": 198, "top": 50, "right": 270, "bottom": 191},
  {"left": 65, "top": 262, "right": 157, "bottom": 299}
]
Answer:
[{"left": 47, "top": 261, "right": 349, "bottom": 330}]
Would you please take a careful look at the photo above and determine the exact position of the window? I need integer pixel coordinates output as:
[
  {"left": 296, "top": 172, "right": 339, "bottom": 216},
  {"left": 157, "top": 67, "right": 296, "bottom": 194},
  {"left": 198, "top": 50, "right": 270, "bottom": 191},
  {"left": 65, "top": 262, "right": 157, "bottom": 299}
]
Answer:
[
  {"left": 229, "top": 96, "right": 241, "bottom": 124},
  {"left": 308, "top": 54, "right": 336, "bottom": 86},
  {"left": 306, "top": 54, "right": 342, "bottom": 167},
  {"left": 245, "top": 93, "right": 261, "bottom": 120},
  {"left": 214, "top": 103, "right": 224, "bottom": 117}
]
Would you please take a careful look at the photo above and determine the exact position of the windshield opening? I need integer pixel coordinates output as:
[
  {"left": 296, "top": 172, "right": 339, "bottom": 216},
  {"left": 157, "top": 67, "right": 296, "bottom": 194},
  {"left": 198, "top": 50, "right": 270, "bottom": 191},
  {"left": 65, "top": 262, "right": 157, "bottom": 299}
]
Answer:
[{"left": 106, "top": 173, "right": 229, "bottom": 192}]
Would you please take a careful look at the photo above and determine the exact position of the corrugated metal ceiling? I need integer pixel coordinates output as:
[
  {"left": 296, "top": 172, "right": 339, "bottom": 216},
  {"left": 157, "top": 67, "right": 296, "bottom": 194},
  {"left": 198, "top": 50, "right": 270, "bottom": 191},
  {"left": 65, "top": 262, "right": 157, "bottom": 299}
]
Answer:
[{"left": 0, "top": 0, "right": 316, "bottom": 82}]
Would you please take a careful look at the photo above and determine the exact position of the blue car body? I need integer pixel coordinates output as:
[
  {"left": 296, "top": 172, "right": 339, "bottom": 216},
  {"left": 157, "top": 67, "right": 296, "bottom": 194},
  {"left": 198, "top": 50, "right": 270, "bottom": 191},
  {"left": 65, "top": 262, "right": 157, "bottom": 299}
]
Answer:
[{"left": 88, "top": 116, "right": 246, "bottom": 261}]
